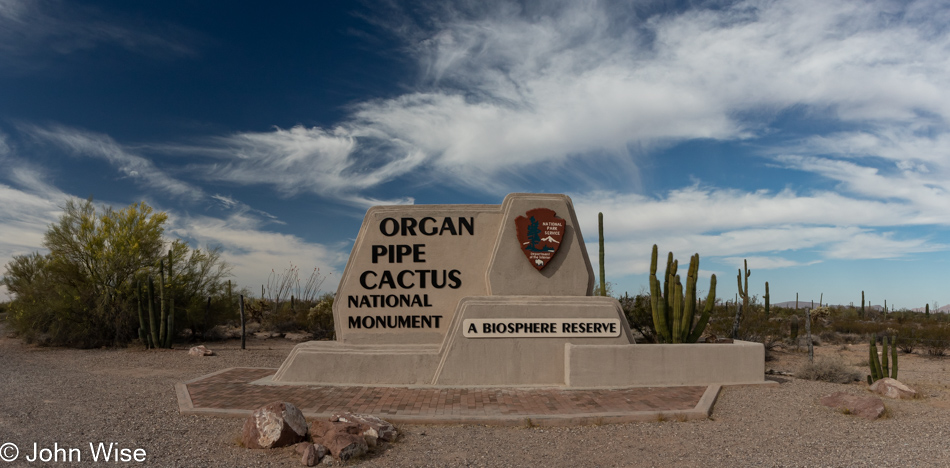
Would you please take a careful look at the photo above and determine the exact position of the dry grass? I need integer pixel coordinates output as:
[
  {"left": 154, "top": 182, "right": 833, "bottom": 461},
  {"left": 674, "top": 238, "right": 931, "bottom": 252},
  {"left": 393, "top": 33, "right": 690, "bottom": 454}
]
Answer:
[{"left": 797, "top": 357, "right": 862, "bottom": 384}]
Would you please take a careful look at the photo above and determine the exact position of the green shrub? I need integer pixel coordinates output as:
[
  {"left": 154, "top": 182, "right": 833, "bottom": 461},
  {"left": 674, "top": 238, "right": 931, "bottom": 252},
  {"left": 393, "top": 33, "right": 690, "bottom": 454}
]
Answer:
[
  {"left": 307, "top": 293, "right": 335, "bottom": 340},
  {"left": 2, "top": 198, "right": 231, "bottom": 347}
]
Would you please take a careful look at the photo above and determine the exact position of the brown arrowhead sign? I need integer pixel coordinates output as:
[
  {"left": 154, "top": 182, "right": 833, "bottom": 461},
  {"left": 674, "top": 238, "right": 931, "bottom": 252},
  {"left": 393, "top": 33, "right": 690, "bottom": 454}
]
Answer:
[{"left": 514, "top": 208, "right": 565, "bottom": 270}]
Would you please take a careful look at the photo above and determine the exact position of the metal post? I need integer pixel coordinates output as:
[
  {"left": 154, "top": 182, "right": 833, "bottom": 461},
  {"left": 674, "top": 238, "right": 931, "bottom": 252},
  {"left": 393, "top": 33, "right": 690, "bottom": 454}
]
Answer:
[
  {"left": 805, "top": 307, "right": 813, "bottom": 363},
  {"left": 240, "top": 295, "right": 246, "bottom": 351}
]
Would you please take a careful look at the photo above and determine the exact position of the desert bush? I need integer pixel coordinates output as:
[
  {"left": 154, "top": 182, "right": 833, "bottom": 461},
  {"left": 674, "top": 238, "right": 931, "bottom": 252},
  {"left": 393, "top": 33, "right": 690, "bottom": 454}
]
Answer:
[
  {"left": 2, "top": 198, "right": 231, "bottom": 347},
  {"left": 307, "top": 293, "right": 335, "bottom": 340},
  {"left": 252, "top": 265, "right": 332, "bottom": 333},
  {"left": 819, "top": 330, "right": 842, "bottom": 344},
  {"left": 920, "top": 324, "right": 950, "bottom": 356},
  {"left": 894, "top": 324, "right": 920, "bottom": 353},
  {"left": 618, "top": 292, "right": 656, "bottom": 343},
  {"left": 832, "top": 317, "right": 888, "bottom": 336},
  {"left": 797, "top": 358, "right": 861, "bottom": 384}
]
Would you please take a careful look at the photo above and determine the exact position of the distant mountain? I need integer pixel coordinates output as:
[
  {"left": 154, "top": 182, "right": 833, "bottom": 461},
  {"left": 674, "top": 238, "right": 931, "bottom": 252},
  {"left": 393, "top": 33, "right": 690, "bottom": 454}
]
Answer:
[
  {"left": 910, "top": 305, "right": 950, "bottom": 313},
  {"left": 540, "top": 236, "right": 560, "bottom": 243},
  {"left": 768, "top": 300, "right": 948, "bottom": 313}
]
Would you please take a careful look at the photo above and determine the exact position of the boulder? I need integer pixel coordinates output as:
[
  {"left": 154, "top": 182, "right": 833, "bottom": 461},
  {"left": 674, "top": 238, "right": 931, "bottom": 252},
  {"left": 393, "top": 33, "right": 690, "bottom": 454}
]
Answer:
[
  {"left": 820, "top": 392, "right": 885, "bottom": 420},
  {"left": 301, "top": 442, "right": 331, "bottom": 466},
  {"left": 285, "top": 332, "right": 314, "bottom": 342},
  {"left": 311, "top": 420, "right": 368, "bottom": 461},
  {"left": 869, "top": 378, "right": 917, "bottom": 400},
  {"left": 242, "top": 402, "right": 309, "bottom": 449},
  {"left": 301, "top": 443, "right": 318, "bottom": 466},
  {"left": 188, "top": 345, "right": 214, "bottom": 356},
  {"left": 331, "top": 412, "right": 397, "bottom": 442}
]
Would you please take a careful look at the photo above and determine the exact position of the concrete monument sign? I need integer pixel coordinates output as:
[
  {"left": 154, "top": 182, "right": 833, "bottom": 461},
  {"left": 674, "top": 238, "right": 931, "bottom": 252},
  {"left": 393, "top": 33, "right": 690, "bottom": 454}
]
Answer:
[
  {"left": 332, "top": 193, "right": 594, "bottom": 345},
  {"left": 271, "top": 193, "right": 767, "bottom": 388}
]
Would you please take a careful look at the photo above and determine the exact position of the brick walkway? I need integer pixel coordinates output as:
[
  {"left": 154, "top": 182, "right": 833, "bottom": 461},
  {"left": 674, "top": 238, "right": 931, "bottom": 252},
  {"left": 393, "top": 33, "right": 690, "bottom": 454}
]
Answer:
[{"left": 177, "top": 368, "right": 719, "bottom": 426}]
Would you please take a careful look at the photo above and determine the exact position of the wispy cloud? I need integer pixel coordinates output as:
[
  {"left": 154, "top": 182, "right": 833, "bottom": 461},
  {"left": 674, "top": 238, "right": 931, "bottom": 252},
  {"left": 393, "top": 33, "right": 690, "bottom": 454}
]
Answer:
[
  {"left": 721, "top": 256, "right": 820, "bottom": 270},
  {"left": 0, "top": 0, "right": 198, "bottom": 72},
  {"left": 0, "top": 150, "right": 69, "bottom": 298},
  {"left": 184, "top": 0, "right": 950, "bottom": 206},
  {"left": 199, "top": 125, "right": 417, "bottom": 208},
  {"left": 24, "top": 125, "right": 206, "bottom": 201}
]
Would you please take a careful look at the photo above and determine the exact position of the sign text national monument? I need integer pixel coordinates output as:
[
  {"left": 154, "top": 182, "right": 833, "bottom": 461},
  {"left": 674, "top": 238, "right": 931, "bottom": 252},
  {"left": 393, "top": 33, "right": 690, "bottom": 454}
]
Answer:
[{"left": 271, "top": 193, "right": 767, "bottom": 388}]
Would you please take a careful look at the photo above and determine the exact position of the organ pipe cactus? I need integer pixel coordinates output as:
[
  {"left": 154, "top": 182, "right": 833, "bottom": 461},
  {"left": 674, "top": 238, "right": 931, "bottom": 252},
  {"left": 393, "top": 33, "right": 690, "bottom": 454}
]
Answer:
[
  {"left": 136, "top": 281, "right": 148, "bottom": 348},
  {"left": 147, "top": 276, "right": 158, "bottom": 348},
  {"left": 158, "top": 259, "right": 167, "bottom": 346},
  {"left": 868, "top": 336, "right": 898, "bottom": 384},
  {"left": 649, "top": 245, "right": 717, "bottom": 343}
]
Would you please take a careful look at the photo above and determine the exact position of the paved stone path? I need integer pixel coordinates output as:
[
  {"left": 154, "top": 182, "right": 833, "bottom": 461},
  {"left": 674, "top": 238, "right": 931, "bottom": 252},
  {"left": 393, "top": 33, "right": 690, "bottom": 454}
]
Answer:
[{"left": 177, "top": 368, "right": 718, "bottom": 426}]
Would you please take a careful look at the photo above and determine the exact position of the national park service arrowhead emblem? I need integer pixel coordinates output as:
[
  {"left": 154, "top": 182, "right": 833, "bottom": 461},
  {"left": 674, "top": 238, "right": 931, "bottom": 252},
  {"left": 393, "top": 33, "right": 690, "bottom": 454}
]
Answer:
[{"left": 515, "top": 208, "right": 565, "bottom": 270}]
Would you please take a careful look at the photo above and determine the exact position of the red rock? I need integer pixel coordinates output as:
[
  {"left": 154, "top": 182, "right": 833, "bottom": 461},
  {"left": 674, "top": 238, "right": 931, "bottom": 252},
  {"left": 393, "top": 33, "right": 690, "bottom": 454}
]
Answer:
[
  {"left": 301, "top": 443, "right": 319, "bottom": 466},
  {"left": 311, "top": 420, "right": 368, "bottom": 461},
  {"left": 870, "top": 378, "right": 917, "bottom": 399},
  {"left": 820, "top": 392, "right": 885, "bottom": 420},
  {"left": 331, "top": 412, "right": 397, "bottom": 442},
  {"left": 188, "top": 345, "right": 213, "bottom": 356},
  {"left": 241, "top": 402, "right": 309, "bottom": 449},
  {"left": 314, "top": 444, "right": 328, "bottom": 460}
]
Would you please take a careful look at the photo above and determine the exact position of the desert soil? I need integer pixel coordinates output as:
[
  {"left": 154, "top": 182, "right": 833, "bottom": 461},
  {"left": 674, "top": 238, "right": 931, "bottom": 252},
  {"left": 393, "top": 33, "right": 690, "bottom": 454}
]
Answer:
[{"left": 2, "top": 320, "right": 950, "bottom": 467}]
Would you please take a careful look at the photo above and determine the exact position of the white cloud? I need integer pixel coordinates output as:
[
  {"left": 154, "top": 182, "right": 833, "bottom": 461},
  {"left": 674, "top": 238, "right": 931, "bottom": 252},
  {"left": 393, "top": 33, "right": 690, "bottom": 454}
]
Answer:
[
  {"left": 0, "top": 157, "right": 69, "bottom": 299},
  {"left": 721, "top": 256, "right": 818, "bottom": 270},
  {"left": 573, "top": 187, "right": 943, "bottom": 277},
  {"left": 200, "top": 125, "right": 416, "bottom": 207},
  {"left": 186, "top": 0, "right": 950, "bottom": 205},
  {"left": 166, "top": 212, "right": 346, "bottom": 295}
]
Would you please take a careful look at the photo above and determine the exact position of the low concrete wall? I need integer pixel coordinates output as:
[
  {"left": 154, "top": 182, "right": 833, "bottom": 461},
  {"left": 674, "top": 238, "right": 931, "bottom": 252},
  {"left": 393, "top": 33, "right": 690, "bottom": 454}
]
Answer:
[
  {"left": 272, "top": 342, "right": 441, "bottom": 385},
  {"left": 565, "top": 340, "right": 766, "bottom": 387}
]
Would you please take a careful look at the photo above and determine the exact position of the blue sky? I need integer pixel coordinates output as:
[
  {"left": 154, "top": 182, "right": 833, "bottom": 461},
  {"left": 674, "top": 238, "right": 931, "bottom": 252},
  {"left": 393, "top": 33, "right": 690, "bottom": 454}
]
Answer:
[{"left": 2, "top": 0, "right": 949, "bottom": 310}]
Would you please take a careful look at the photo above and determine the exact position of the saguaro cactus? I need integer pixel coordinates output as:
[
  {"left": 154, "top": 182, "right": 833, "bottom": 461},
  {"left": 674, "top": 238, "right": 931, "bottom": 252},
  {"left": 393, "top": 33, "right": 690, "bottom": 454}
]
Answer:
[
  {"left": 764, "top": 282, "right": 770, "bottom": 318},
  {"left": 734, "top": 259, "right": 751, "bottom": 338},
  {"left": 649, "top": 245, "right": 717, "bottom": 343},
  {"left": 860, "top": 291, "right": 865, "bottom": 317}
]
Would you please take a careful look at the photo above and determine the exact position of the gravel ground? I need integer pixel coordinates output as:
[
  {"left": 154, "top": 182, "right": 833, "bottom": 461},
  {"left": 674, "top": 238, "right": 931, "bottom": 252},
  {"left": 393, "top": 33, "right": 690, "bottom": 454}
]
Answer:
[{"left": 2, "top": 318, "right": 950, "bottom": 467}]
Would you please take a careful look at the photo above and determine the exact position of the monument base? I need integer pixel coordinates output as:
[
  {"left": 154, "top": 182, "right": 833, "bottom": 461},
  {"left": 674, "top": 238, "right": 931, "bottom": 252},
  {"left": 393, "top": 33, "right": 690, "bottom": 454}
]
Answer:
[{"left": 271, "top": 296, "right": 768, "bottom": 388}]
